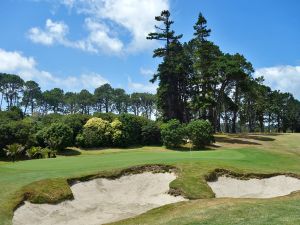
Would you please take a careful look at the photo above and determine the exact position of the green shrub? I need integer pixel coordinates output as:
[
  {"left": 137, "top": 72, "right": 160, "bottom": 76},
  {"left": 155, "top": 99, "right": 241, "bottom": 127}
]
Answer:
[
  {"left": 4, "top": 144, "right": 25, "bottom": 162},
  {"left": 118, "top": 113, "right": 149, "bottom": 146},
  {"left": 39, "top": 113, "right": 63, "bottom": 126},
  {"left": 141, "top": 122, "right": 161, "bottom": 145},
  {"left": 78, "top": 117, "right": 112, "bottom": 147},
  {"left": 161, "top": 119, "right": 186, "bottom": 148},
  {"left": 0, "top": 119, "right": 32, "bottom": 155},
  {"left": 37, "top": 123, "right": 73, "bottom": 151},
  {"left": 187, "top": 120, "right": 214, "bottom": 148},
  {"left": 26, "top": 146, "right": 57, "bottom": 159},
  {"left": 62, "top": 114, "right": 90, "bottom": 143},
  {"left": 110, "top": 119, "right": 126, "bottom": 147},
  {"left": 93, "top": 112, "right": 118, "bottom": 122},
  {"left": 26, "top": 146, "right": 44, "bottom": 159}
]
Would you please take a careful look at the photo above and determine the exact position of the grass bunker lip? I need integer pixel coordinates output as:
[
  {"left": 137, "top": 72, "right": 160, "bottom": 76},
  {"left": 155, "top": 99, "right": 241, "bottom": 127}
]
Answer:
[
  {"left": 206, "top": 169, "right": 300, "bottom": 199},
  {"left": 13, "top": 164, "right": 186, "bottom": 225}
]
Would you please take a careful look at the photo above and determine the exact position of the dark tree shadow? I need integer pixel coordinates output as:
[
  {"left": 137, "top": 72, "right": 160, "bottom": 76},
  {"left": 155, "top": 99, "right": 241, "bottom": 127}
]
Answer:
[
  {"left": 215, "top": 136, "right": 262, "bottom": 145},
  {"left": 232, "top": 134, "right": 275, "bottom": 142},
  {"left": 58, "top": 149, "right": 81, "bottom": 156},
  {"left": 166, "top": 145, "right": 216, "bottom": 152}
]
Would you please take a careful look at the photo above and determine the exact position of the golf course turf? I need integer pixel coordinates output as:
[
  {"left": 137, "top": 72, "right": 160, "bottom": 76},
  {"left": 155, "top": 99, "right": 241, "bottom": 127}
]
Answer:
[{"left": 1, "top": 133, "right": 300, "bottom": 225}]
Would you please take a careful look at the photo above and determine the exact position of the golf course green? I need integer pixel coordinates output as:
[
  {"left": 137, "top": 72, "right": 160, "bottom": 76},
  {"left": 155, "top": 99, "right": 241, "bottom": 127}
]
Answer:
[{"left": 1, "top": 133, "right": 300, "bottom": 225}]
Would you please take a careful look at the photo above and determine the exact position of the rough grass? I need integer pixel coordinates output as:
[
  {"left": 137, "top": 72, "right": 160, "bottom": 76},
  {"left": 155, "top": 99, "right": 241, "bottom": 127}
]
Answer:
[{"left": 1, "top": 133, "right": 300, "bottom": 225}]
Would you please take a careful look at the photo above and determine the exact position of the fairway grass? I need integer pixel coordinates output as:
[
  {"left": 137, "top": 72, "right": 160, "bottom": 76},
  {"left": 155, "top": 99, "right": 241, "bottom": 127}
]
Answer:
[{"left": 1, "top": 134, "right": 300, "bottom": 225}]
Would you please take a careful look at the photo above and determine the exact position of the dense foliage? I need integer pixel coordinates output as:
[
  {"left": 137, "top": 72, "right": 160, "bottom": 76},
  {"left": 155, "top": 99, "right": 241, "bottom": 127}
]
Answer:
[
  {"left": 147, "top": 11, "right": 300, "bottom": 133},
  {"left": 160, "top": 119, "right": 186, "bottom": 148},
  {"left": 77, "top": 118, "right": 112, "bottom": 147},
  {"left": 36, "top": 123, "right": 73, "bottom": 150},
  {"left": 187, "top": 120, "right": 214, "bottom": 148}
]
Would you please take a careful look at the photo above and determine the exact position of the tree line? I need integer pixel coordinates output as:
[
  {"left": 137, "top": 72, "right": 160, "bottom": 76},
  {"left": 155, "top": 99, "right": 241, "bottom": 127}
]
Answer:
[
  {"left": 147, "top": 10, "right": 300, "bottom": 133},
  {"left": 0, "top": 74, "right": 156, "bottom": 119}
]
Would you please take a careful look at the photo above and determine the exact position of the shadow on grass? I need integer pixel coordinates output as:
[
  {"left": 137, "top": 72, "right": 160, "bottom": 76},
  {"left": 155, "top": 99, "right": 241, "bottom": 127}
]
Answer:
[
  {"left": 216, "top": 136, "right": 262, "bottom": 145},
  {"left": 167, "top": 145, "right": 216, "bottom": 152},
  {"left": 232, "top": 135, "right": 275, "bottom": 142},
  {"left": 58, "top": 148, "right": 81, "bottom": 156}
]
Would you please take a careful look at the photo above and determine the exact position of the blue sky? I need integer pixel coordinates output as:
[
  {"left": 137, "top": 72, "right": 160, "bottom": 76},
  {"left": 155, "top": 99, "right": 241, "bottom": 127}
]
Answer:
[{"left": 1, "top": 0, "right": 300, "bottom": 98}]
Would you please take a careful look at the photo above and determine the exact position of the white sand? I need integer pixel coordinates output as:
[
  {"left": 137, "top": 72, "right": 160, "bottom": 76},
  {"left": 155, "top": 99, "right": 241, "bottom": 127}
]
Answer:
[
  {"left": 208, "top": 175, "right": 300, "bottom": 198},
  {"left": 13, "top": 172, "right": 185, "bottom": 225}
]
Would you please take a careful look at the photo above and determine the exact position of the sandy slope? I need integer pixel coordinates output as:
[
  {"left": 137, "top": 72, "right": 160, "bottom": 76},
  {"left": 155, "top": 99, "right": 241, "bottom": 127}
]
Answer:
[
  {"left": 208, "top": 175, "right": 300, "bottom": 198},
  {"left": 13, "top": 172, "right": 185, "bottom": 225}
]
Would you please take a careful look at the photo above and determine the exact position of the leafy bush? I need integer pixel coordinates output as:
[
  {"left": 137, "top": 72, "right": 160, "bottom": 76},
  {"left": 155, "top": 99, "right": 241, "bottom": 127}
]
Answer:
[
  {"left": 141, "top": 122, "right": 161, "bottom": 145},
  {"left": 187, "top": 120, "right": 214, "bottom": 148},
  {"left": 118, "top": 113, "right": 149, "bottom": 146},
  {"left": 26, "top": 147, "right": 56, "bottom": 159},
  {"left": 161, "top": 119, "right": 186, "bottom": 148},
  {"left": 26, "top": 146, "right": 44, "bottom": 159},
  {"left": 4, "top": 144, "right": 25, "bottom": 162},
  {"left": 38, "top": 113, "right": 63, "bottom": 126},
  {"left": 0, "top": 119, "right": 32, "bottom": 155},
  {"left": 62, "top": 114, "right": 90, "bottom": 143},
  {"left": 77, "top": 117, "right": 112, "bottom": 147},
  {"left": 0, "top": 107, "right": 23, "bottom": 121},
  {"left": 37, "top": 123, "right": 73, "bottom": 150},
  {"left": 110, "top": 119, "right": 126, "bottom": 147},
  {"left": 93, "top": 112, "right": 118, "bottom": 122}
]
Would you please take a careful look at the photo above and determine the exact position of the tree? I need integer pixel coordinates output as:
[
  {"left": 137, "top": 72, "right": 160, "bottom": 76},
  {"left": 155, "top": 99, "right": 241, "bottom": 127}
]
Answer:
[
  {"left": 130, "top": 93, "right": 142, "bottom": 116},
  {"left": 147, "top": 10, "right": 189, "bottom": 122},
  {"left": 77, "top": 89, "right": 93, "bottom": 114},
  {"left": 43, "top": 88, "right": 64, "bottom": 113},
  {"left": 94, "top": 84, "right": 114, "bottom": 113},
  {"left": 64, "top": 92, "right": 78, "bottom": 114},
  {"left": 187, "top": 13, "right": 222, "bottom": 124},
  {"left": 113, "top": 88, "right": 129, "bottom": 114},
  {"left": 140, "top": 93, "right": 156, "bottom": 119},
  {"left": 0, "top": 74, "right": 24, "bottom": 110},
  {"left": 147, "top": 10, "right": 183, "bottom": 57},
  {"left": 22, "top": 80, "right": 42, "bottom": 115}
]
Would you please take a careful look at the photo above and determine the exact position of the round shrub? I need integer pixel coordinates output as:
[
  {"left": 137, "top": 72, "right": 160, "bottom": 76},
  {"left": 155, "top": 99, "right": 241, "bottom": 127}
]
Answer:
[
  {"left": 141, "top": 122, "right": 161, "bottom": 145},
  {"left": 37, "top": 123, "right": 73, "bottom": 150},
  {"left": 161, "top": 119, "right": 186, "bottom": 148},
  {"left": 187, "top": 120, "right": 214, "bottom": 148},
  {"left": 78, "top": 117, "right": 112, "bottom": 147},
  {"left": 110, "top": 119, "right": 126, "bottom": 147}
]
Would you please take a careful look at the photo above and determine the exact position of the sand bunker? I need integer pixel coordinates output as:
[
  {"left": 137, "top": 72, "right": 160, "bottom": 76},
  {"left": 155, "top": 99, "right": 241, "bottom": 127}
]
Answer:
[
  {"left": 13, "top": 172, "right": 185, "bottom": 225},
  {"left": 208, "top": 175, "right": 300, "bottom": 198}
]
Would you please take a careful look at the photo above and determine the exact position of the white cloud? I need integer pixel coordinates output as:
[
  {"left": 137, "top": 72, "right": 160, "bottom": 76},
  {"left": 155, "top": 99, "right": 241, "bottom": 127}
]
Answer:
[
  {"left": 86, "top": 0, "right": 170, "bottom": 52},
  {"left": 254, "top": 65, "right": 300, "bottom": 99},
  {"left": 29, "top": 0, "right": 170, "bottom": 54},
  {"left": 28, "top": 19, "right": 69, "bottom": 45},
  {"left": 128, "top": 77, "right": 157, "bottom": 93},
  {"left": 140, "top": 67, "right": 155, "bottom": 77},
  {"left": 0, "top": 48, "right": 108, "bottom": 92},
  {"left": 79, "top": 18, "right": 124, "bottom": 54}
]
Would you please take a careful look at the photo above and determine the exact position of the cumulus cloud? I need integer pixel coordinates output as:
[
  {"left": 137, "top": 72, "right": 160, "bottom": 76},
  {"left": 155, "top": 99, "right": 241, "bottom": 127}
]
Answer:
[
  {"left": 77, "top": 18, "right": 124, "bottom": 54},
  {"left": 0, "top": 48, "right": 108, "bottom": 91},
  {"left": 28, "top": 0, "right": 169, "bottom": 54},
  {"left": 128, "top": 77, "right": 157, "bottom": 93},
  {"left": 28, "top": 19, "right": 69, "bottom": 45},
  {"left": 254, "top": 65, "right": 300, "bottom": 99}
]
